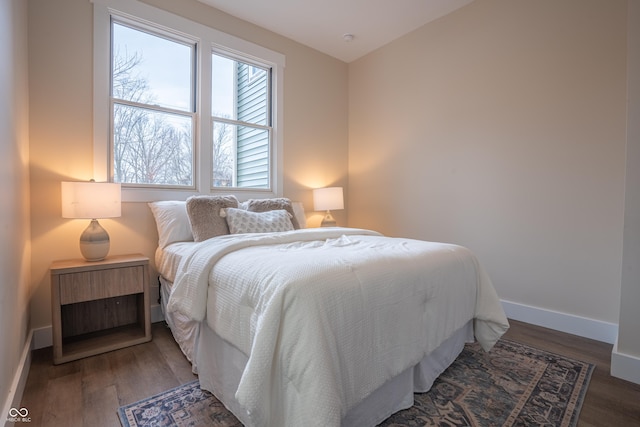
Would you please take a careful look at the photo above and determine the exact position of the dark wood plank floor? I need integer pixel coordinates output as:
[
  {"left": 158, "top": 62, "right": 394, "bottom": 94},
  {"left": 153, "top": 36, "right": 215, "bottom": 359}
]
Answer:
[{"left": 21, "top": 320, "right": 640, "bottom": 426}]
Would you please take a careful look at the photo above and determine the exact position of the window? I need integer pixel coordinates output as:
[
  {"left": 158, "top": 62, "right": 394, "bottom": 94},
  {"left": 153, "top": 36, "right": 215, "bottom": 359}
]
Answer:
[{"left": 92, "top": 0, "right": 285, "bottom": 201}]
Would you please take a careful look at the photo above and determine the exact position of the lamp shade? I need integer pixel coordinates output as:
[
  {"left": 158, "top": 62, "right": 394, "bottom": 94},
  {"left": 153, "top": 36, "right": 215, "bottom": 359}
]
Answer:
[
  {"left": 61, "top": 181, "right": 121, "bottom": 219},
  {"left": 313, "top": 187, "right": 344, "bottom": 211}
]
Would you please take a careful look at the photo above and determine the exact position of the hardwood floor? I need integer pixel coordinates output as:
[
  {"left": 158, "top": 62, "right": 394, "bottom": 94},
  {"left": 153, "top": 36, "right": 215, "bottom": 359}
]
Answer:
[{"left": 21, "top": 320, "right": 640, "bottom": 426}]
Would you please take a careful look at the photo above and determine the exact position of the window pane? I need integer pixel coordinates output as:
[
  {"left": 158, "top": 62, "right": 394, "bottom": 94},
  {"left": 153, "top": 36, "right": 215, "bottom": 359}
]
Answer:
[
  {"left": 212, "top": 53, "right": 269, "bottom": 125},
  {"left": 238, "top": 63, "right": 268, "bottom": 126},
  {"left": 114, "top": 103, "right": 193, "bottom": 186},
  {"left": 237, "top": 125, "right": 270, "bottom": 188},
  {"left": 211, "top": 55, "right": 236, "bottom": 119},
  {"left": 213, "top": 121, "right": 269, "bottom": 188},
  {"left": 112, "top": 22, "right": 193, "bottom": 112},
  {"left": 212, "top": 121, "right": 234, "bottom": 187}
]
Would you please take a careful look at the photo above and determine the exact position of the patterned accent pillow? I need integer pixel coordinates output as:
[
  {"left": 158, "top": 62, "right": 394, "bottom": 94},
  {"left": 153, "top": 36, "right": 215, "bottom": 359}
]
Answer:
[
  {"left": 186, "top": 195, "right": 238, "bottom": 242},
  {"left": 224, "top": 208, "right": 294, "bottom": 234},
  {"left": 245, "top": 198, "right": 300, "bottom": 229}
]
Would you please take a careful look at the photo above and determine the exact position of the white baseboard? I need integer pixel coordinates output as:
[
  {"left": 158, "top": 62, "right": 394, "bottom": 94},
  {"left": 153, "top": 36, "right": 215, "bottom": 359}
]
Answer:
[
  {"left": 32, "top": 325, "right": 52, "bottom": 350},
  {"left": 611, "top": 342, "right": 640, "bottom": 385},
  {"left": 2, "top": 330, "right": 32, "bottom": 427},
  {"left": 501, "top": 299, "right": 618, "bottom": 344}
]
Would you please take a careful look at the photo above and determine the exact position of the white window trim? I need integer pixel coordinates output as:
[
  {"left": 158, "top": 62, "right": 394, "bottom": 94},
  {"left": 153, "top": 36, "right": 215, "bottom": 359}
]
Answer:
[{"left": 92, "top": 0, "right": 285, "bottom": 202}]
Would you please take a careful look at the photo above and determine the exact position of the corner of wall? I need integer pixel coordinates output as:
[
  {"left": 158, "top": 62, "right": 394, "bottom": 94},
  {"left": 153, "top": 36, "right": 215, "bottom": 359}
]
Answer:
[{"left": 611, "top": 339, "right": 640, "bottom": 385}]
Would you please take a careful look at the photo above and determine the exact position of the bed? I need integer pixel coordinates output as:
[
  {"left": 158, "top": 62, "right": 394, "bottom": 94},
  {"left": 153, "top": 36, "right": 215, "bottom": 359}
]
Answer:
[{"left": 149, "top": 196, "right": 509, "bottom": 427}]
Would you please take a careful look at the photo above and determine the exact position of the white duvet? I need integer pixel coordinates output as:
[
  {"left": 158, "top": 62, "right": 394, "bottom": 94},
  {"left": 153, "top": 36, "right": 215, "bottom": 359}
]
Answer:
[{"left": 167, "top": 227, "right": 509, "bottom": 427}]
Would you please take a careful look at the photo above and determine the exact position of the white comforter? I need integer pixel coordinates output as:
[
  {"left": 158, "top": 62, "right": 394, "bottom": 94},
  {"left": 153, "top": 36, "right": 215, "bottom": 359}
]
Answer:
[{"left": 167, "top": 228, "right": 509, "bottom": 427}]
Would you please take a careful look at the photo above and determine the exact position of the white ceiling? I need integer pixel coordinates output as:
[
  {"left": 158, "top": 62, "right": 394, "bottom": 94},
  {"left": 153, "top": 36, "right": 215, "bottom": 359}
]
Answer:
[{"left": 196, "top": 0, "right": 474, "bottom": 63}]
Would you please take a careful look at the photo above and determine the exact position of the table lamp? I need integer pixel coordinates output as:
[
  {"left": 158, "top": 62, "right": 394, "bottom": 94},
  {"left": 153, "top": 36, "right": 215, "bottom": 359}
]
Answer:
[
  {"left": 313, "top": 187, "right": 344, "bottom": 227},
  {"left": 61, "top": 180, "right": 121, "bottom": 261}
]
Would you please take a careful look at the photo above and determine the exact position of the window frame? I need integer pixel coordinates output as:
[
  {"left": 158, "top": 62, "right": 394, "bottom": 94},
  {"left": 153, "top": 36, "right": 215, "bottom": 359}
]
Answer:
[{"left": 92, "top": 0, "right": 285, "bottom": 202}]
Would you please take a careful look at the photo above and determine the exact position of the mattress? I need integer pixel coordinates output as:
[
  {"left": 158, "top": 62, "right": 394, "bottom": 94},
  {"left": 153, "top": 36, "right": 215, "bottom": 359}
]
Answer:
[{"left": 155, "top": 241, "right": 195, "bottom": 283}]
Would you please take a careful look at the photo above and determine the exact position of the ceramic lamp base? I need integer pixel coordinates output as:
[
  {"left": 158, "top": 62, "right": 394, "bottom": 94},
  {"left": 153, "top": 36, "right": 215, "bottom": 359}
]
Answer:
[
  {"left": 320, "top": 211, "right": 337, "bottom": 227},
  {"left": 79, "top": 219, "right": 110, "bottom": 261}
]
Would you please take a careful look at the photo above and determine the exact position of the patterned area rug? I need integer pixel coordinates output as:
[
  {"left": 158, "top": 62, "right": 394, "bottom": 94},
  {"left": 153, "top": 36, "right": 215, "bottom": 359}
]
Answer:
[{"left": 118, "top": 339, "right": 594, "bottom": 427}]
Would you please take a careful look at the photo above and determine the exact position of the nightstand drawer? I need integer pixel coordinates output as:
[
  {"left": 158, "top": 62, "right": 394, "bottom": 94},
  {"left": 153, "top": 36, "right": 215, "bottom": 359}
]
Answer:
[{"left": 59, "top": 266, "right": 144, "bottom": 304}]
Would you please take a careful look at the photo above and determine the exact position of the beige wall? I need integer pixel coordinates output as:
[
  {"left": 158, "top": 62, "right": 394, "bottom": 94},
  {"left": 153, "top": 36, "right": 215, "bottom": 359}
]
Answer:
[
  {"left": 348, "top": 0, "right": 627, "bottom": 325},
  {"left": 28, "top": 0, "right": 348, "bottom": 329},
  {"left": 0, "top": 0, "right": 31, "bottom": 413}
]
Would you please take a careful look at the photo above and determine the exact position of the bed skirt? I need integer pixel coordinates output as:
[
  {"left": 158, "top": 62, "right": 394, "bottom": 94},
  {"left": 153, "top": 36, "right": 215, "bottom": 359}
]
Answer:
[
  {"left": 196, "top": 318, "right": 474, "bottom": 427},
  {"left": 161, "top": 275, "right": 474, "bottom": 426},
  {"left": 160, "top": 276, "right": 199, "bottom": 365}
]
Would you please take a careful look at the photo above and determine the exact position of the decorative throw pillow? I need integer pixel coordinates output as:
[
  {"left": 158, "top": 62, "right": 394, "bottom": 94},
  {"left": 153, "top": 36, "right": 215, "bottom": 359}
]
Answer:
[
  {"left": 223, "top": 208, "right": 294, "bottom": 234},
  {"left": 148, "top": 201, "right": 193, "bottom": 248},
  {"left": 186, "top": 195, "right": 239, "bottom": 242},
  {"left": 245, "top": 198, "right": 300, "bottom": 229}
]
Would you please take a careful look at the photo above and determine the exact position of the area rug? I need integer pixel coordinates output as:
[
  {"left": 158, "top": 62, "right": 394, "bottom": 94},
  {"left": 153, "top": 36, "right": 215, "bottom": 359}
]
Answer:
[{"left": 117, "top": 339, "right": 594, "bottom": 427}]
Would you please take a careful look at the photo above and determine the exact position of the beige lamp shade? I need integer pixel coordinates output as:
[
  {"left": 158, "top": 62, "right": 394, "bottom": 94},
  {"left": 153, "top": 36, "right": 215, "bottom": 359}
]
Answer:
[
  {"left": 313, "top": 187, "right": 344, "bottom": 211},
  {"left": 61, "top": 181, "right": 121, "bottom": 219},
  {"left": 61, "top": 181, "right": 121, "bottom": 261},
  {"left": 313, "top": 187, "right": 344, "bottom": 227}
]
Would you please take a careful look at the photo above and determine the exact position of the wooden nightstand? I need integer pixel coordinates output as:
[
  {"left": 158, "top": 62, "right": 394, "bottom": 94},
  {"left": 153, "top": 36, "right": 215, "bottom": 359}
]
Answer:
[{"left": 50, "top": 254, "right": 151, "bottom": 364}]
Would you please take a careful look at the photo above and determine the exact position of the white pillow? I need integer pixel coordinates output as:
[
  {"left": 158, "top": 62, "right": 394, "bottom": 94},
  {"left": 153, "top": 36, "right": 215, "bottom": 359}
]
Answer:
[
  {"left": 292, "top": 201, "right": 307, "bottom": 228},
  {"left": 148, "top": 201, "right": 194, "bottom": 248},
  {"left": 224, "top": 208, "right": 294, "bottom": 234}
]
